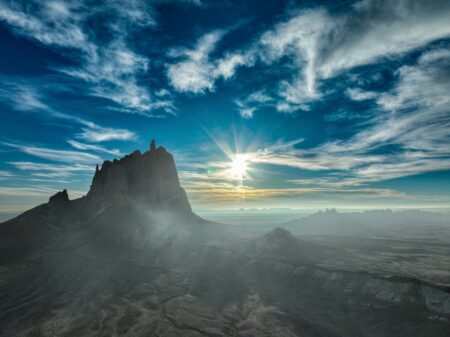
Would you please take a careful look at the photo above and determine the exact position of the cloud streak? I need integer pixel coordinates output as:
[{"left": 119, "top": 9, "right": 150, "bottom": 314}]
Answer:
[
  {"left": 2, "top": 142, "right": 101, "bottom": 164},
  {"left": 0, "top": 76, "right": 137, "bottom": 145},
  {"left": 67, "top": 140, "right": 121, "bottom": 155}
]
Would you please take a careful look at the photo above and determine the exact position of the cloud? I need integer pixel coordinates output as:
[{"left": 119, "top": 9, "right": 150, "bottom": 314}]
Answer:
[
  {"left": 0, "top": 186, "right": 86, "bottom": 198},
  {"left": 2, "top": 142, "right": 101, "bottom": 164},
  {"left": 0, "top": 77, "right": 51, "bottom": 113},
  {"left": 67, "top": 140, "right": 121, "bottom": 155},
  {"left": 75, "top": 124, "right": 136, "bottom": 143},
  {"left": 237, "top": 47, "right": 450, "bottom": 185},
  {"left": 215, "top": 53, "right": 248, "bottom": 80},
  {"left": 7, "top": 161, "right": 93, "bottom": 181},
  {"left": 167, "top": 31, "right": 223, "bottom": 93},
  {"left": 0, "top": 0, "right": 176, "bottom": 115},
  {"left": 346, "top": 88, "right": 378, "bottom": 101},
  {"left": 164, "top": 0, "right": 450, "bottom": 116},
  {"left": 182, "top": 173, "right": 413, "bottom": 203},
  {"left": 235, "top": 90, "right": 273, "bottom": 118},
  {"left": 9, "top": 161, "right": 93, "bottom": 173},
  {"left": 0, "top": 170, "right": 14, "bottom": 179},
  {"left": 187, "top": 0, "right": 450, "bottom": 112},
  {"left": 167, "top": 31, "right": 252, "bottom": 93},
  {"left": 257, "top": 0, "right": 450, "bottom": 104},
  {"left": 238, "top": 108, "right": 255, "bottom": 119},
  {"left": 0, "top": 76, "right": 137, "bottom": 144}
]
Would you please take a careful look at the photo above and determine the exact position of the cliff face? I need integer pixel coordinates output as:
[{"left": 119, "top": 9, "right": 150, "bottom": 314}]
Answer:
[{"left": 87, "top": 139, "right": 191, "bottom": 213}]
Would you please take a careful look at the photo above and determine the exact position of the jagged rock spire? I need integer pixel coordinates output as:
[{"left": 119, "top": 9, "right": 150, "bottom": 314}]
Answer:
[{"left": 87, "top": 139, "right": 192, "bottom": 213}]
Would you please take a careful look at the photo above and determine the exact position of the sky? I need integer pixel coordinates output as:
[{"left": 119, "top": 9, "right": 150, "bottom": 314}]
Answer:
[{"left": 0, "top": 0, "right": 450, "bottom": 215}]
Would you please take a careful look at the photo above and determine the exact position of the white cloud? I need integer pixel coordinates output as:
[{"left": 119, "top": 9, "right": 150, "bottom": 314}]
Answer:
[
  {"left": 67, "top": 140, "right": 121, "bottom": 155},
  {"left": 3, "top": 142, "right": 101, "bottom": 164},
  {"left": 235, "top": 90, "right": 273, "bottom": 118},
  {"left": 0, "top": 0, "right": 175, "bottom": 115},
  {"left": 259, "top": 9, "right": 332, "bottom": 103},
  {"left": 0, "top": 186, "right": 63, "bottom": 197},
  {"left": 346, "top": 88, "right": 378, "bottom": 101},
  {"left": 0, "top": 170, "right": 14, "bottom": 179},
  {"left": 76, "top": 124, "right": 136, "bottom": 143},
  {"left": 215, "top": 53, "right": 247, "bottom": 80},
  {"left": 239, "top": 107, "right": 255, "bottom": 119},
  {"left": 8, "top": 161, "right": 93, "bottom": 173},
  {"left": 0, "top": 76, "right": 137, "bottom": 146},
  {"left": 167, "top": 31, "right": 253, "bottom": 93},
  {"left": 0, "top": 78, "right": 51, "bottom": 113},
  {"left": 0, "top": 186, "right": 86, "bottom": 198},
  {"left": 242, "top": 48, "right": 450, "bottom": 185},
  {"left": 254, "top": 0, "right": 450, "bottom": 104},
  {"left": 167, "top": 1, "right": 450, "bottom": 115},
  {"left": 167, "top": 31, "right": 223, "bottom": 93}
]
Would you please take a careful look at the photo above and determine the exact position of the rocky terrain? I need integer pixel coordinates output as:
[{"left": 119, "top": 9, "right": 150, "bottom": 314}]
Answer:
[{"left": 0, "top": 140, "right": 449, "bottom": 337}]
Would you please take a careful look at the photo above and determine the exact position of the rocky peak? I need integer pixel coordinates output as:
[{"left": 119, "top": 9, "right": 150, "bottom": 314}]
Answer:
[
  {"left": 48, "top": 189, "right": 70, "bottom": 208},
  {"left": 87, "top": 139, "right": 191, "bottom": 213}
]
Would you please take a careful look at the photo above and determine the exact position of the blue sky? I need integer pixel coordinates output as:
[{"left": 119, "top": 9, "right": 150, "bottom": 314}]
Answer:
[{"left": 0, "top": 0, "right": 450, "bottom": 213}]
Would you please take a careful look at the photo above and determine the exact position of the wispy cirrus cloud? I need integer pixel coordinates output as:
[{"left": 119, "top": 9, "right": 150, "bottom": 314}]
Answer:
[
  {"left": 0, "top": 170, "right": 15, "bottom": 180},
  {"left": 67, "top": 140, "right": 121, "bottom": 155},
  {"left": 0, "top": 77, "right": 53, "bottom": 113},
  {"left": 0, "top": 186, "right": 86, "bottom": 198},
  {"left": 256, "top": 0, "right": 450, "bottom": 106},
  {"left": 247, "top": 48, "right": 450, "bottom": 185},
  {"left": 0, "top": 76, "right": 137, "bottom": 144},
  {"left": 0, "top": 0, "right": 178, "bottom": 116},
  {"left": 181, "top": 173, "right": 415, "bottom": 203},
  {"left": 2, "top": 142, "right": 101, "bottom": 164},
  {"left": 235, "top": 91, "right": 272, "bottom": 119},
  {"left": 75, "top": 124, "right": 136, "bottom": 143},
  {"left": 7, "top": 161, "right": 94, "bottom": 181},
  {"left": 346, "top": 88, "right": 378, "bottom": 102},
  {"left": 8, "top": 161, "right": 93, "bottom": 173}
]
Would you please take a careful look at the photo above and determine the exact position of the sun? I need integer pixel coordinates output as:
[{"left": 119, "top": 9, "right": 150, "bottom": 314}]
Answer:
[{"left": 229, "top": 154, "right": 249, "bottom": 181}]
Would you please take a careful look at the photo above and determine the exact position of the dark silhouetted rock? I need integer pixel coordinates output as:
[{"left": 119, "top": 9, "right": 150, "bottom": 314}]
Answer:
[
  {"left": 88, "top": 139, "right": 191, "bottom": 213},
  {"left": 48, "top": 189, "right": 70, "bottom": 208}
]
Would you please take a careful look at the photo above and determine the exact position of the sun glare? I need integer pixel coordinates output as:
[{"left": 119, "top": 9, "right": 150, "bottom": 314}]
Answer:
[{"left": 230, "top": 154, "right": 249, "bottom": 181}]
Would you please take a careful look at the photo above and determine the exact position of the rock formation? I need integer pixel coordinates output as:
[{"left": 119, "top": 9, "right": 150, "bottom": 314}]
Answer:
[
  {"left": 48, "top": 189, "right": 70, "bottom": 207},
  {"left": 87, "top": 139, "right": 191, "bottom": 213}
]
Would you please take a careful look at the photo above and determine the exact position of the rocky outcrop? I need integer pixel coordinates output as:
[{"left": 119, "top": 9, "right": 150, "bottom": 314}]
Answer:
[
  {"left": 87, "top": 139, "right": 191, "bottom": 213},
  {"left": 244, "top": 227, "right": 327, "bottom": 263},
  {"left": 48, "top": 189, "right": 70, "bottom": 209}
]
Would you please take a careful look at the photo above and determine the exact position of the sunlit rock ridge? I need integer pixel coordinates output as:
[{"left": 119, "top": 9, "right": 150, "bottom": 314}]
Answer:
[{"left": 86, "top": 139, "right": 191, "bottom": 213}]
